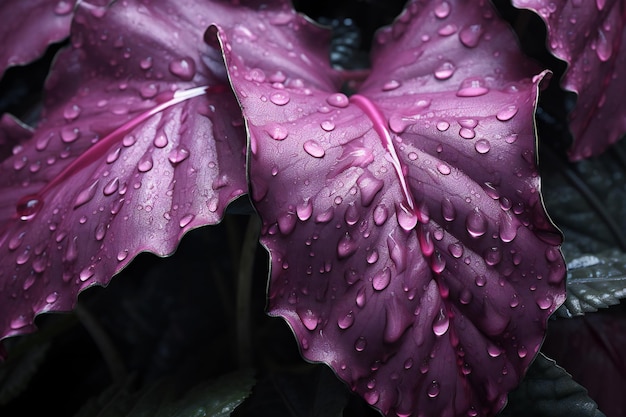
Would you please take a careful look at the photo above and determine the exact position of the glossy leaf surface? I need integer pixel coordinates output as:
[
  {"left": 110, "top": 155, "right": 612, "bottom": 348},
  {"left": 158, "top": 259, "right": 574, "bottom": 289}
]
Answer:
[
  {"left": 0, "top": 0, "right": 247, "bottom": 341},
  {"left": 0, "top": 0, "right": 78, "bottom": 77},
  {"left": 216, "top": 0, "right": 566, "bottom": 415},
  {"left": 513, "top": 0, "right": 626, "bottom": 160}
]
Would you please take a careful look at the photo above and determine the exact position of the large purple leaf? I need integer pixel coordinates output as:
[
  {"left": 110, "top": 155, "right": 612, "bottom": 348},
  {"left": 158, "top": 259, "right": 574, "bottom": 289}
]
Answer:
[
  {"left": 0, "top": 0, "right": 247, "bottom": 341},
  {"left": 0, "top": 0, "right": 78, "bottom": 77},
  {"left": 215, "top": 1, "right": 566, "bottom": 416},
  {"left": 513, "top": 0, "right": 626, "bottom": 160}
]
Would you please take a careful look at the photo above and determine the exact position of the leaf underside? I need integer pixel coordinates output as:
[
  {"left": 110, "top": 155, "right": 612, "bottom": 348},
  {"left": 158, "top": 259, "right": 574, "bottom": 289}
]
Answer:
[{"left": 216, "top": 0, "right": 566, "bottom": 416}]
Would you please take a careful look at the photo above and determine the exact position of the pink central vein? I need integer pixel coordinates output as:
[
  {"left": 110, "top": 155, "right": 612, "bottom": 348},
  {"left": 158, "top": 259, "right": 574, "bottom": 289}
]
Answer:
[{"left": 349, "top": 94, "right": 418, "bottom": 227}]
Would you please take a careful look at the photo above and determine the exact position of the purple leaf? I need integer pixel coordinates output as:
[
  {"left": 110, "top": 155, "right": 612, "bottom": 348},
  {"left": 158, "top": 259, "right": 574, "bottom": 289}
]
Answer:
[
  {"left": 0, "top": 0, "right": 247, "bottom": 341},
  {"left": 215, "top": 1, "right": 566, "bottom": 416},
  {"left": 0, "top": 0, "right": 78, "bottom": 77},
  {"left": 513, "top": 0, "right": 626, "bottom": 160}
]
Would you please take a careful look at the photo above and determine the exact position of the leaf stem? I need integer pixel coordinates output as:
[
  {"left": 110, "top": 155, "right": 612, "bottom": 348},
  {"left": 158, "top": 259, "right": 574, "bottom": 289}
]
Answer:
[
  {"left": 74, "top": 303, "right": 126, "bottom": 384},
  {"left": 236, "top": 214, "right": 261, "bottom": 369}
]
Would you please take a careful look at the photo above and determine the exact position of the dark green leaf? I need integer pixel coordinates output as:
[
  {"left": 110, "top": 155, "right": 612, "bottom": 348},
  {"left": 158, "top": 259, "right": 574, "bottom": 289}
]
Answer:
[{"left": 500, "top": 353, "right": 605, "bottom": 417}]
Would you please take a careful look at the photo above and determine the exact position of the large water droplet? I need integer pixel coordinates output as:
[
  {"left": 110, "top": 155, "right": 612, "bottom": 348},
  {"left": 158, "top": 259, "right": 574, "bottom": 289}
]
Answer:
[
  {"left": 373, "top": 204, "right": 389, "bottom": 226},
  {"left": 457, "top": 77, "right": 489, "bottom": 97},
  {"left": 354, "top": 336, "right": 367, "bottom": 351},
  {"left": 270, "top": 91, "right": 290, "bottom": 105},
  {"left": 434, "top": 1, "right": 451, "bottom": 19},
  {"left": 434, "top": 61, "right": 456, "bottom": 80},
  {"left": 432, "top": 309, "right": 449, "bottom": 336},
  {"left": 441, "top": 198, "right": 456, "bottom": 221},
  {"left": 169, "top": 57, "right": 196, "bottom": 81},
  {"left": 459, "top": 24, "right": 483, "bottom": 48},
  {"left": 466, "top": 208, "right": 487, "bottom": 237},
  {"left": 16, "top": 194, "right": 43, "bottom": 221},
  {"left": 179, "top": 213, "right": 195, "bottom": 228},
  {"left": 137, "top": 154, "right": 154, "bottom": 172},
  {"left": 296, "top": 199, "right": 313, "bottom": 221},
  {"left": 427, "top": 381, "right": 440, "bottom": 398},
  {"left": 372, "top": 268, "right": 391, "bottom": 291},
  {"left": 397, "top": 203, "right": 418, "bottom": 231},
  {"left": 299, "top": 309, "right": 318, "bottom": 331},
  {"left": 320, "top": 120, "right": 335, "bottom": 131},
  {"left": 474, "top": 139, "right": 491, "bottom": 154},
  {"left": 496, "top": 105, "right": 518, "bottom": 121},
  {"left": 356, "top": 287, "right": 366, "bottom": 307},
  {"left": 168, "top": 147, "right": 190, "bottom": 165},
  {"left": 266, "top": 124, "right": 288, "bottom": 141},
  {"left": 74, "top": 180, "right": 100, "bottom": 208},
  {"left": 338, "top": 312, "right": 354, "bottom": 329},
  {"left": 63, "top": 104, "right": 81, "bottom": 121},
  {"left": 303, "top": 140, "right": 325, "bottom": 158},
  {"left": 326, "top": 93, "right": 349, "bottom": 108},
  {"left": 382, "top": 80, "right": 401, "bottom": 91}
]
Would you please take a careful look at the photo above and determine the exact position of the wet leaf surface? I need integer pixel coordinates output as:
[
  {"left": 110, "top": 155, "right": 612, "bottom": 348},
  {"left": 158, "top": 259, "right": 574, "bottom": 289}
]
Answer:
[{"left": 216, "top": 1, "right": 566, "bottom": 415}]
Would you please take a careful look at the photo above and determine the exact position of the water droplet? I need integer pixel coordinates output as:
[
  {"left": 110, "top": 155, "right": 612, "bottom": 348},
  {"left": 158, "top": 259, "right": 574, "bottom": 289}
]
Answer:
[
  {"left": 473, "top": 138, "right": 491, "bottom": 154},
  {"left": 79, "top": 266, "right": 95, "bottom": 282},
  {"left": 46, "top": 292, "right": 59, "bottom": 304},
  {"left": 434, "top": 1, "right": 451, "bottom": 18},
  {"left": 459, "top": 288, "right": 472, "bottom": 304},
  {"left": 299, "top": 309, "right": 318, "bottom": 331},
  {"left": 354, "top": 336, "right": 367, "bottom": 351},
  {"left": 373, "top": 204, "right": 389, "bottom": 226},
  {"left": 270, "top": 91, "right": 290, "bottom": 105},
  {"left": 364, "top": 390, "right": 379, "bottom": 405},
  {"left": 16, "top": 194, "right": 43, "bottom": 221},
  {"left": 106, "top": 147, "right": 122, "bottom": 164},
  {"left": 266, "top": 124, "right": 288, "bottom": 140},
  {"left": 137, "top": 154, "right": 153, "bottom": 172},
  {"left": 54, "top": 0, "right": 72, "bottom": 15},
  {"left": 356, "top": 287, "right": 366, "bottom": 307},
  {"left": 397, "top": 203, "right": 418, "bottom": 231},
  {"left": 487, "top": 344, "right": 502, "bottom": 358},
  {"left": 326, "top": 93, "right": 349, "bottom": 108},
  {"left": 459, "top": 24, "right": 483, "bottom": 48},
  {"left": 74, "top": 180, "right": 99, "bottom": 208},
  {"left": 117, "top": 250, "right": 129, "bottom": 261},
  {"left": 436, "top": 121, "right": 450, "bottom": 131},
  {"left": 434, "top": 61, "right": 456, "bottom": 80},
  {"left": 179, "top": 213, "right": 195, "bottom": 228},
  {"left": 448, "top": 242, "right": 463, "bottom": 258},
  {"left": 475, "top": 275, "right": 487, "bottom": 287},
  {"left": 140, "top": 56, "right": 153, "bottom": 70},
  {"left": 517, "top": 345, "right": 528, "bottom": 358},
  {"left": 16, "top": 247, "right": 31, "bottom": 265},
  {"left": 10, "top": 315, "right": 30, "bottom": 330},
  {"left": 372, "top": 268, "right": 391, "bottom": 291},
  {"left": 430, "top": 251, "right": 446, "bottom": 273},
  {"left": 456, "top": 77, "right": 489, "bottom": 97},
  {"left": 536, "top": 296, "right": 553, "bottom": 310},
  {"left": 337, "top": 234, "right": 358, "bottom": 259},
  {"left": 303, "top": 140, "right": 325, "bottom": 158},
  {"left": 427, "top": 381, "right": 440, "bottom": 398},
  {"left": 466, "top": 208, "right": 487, "bottom": 237},
  {"left": 95, "top": 223, "right": 107, "bottom": 241},
  {"left": 595, "top": 28, "right": 612, "bottom": 61},
  {"left": 168, "top": 147, "right": 190, "bottom": 164},
  {"left": 338, "top": 312, "right": 354, "bottom": 329},
  {"left": 382, "top": 80, "right": 401, "bottom": 91},
  {"left": 169, "top": 57, "right": 196, "bottom": 81},
  {"left": 357, "top": 173, "right": 384, "bottom": 207},
  {"left": 441, "top": 198, "right": 456, "bottom": 221},
  {"left": 496, "top": 105, "right": 518, "bottom": 121},
  {"left": 437, "top": 163, "right": 451, "bottom": 175},
  {"left": 432, "top": 309, "right": 449, "bottom": 336},
  {"left": 484, "top": 247, "right": 502, "bottom": 266},
  {"left": 320, "top": 120, "right": 335, "bottom": 131},
  {"left": 61, "top": 126, "right": 79, "bottom": 143},
  {"left": 153, "top": 133, "right": 168, "bottom": 148},
  {"left": 63, "top": 104, "right": 81, "bottom": 121}
]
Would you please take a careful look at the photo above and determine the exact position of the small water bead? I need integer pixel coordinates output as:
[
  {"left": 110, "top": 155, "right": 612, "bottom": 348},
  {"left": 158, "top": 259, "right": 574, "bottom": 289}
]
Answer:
[
  {"left": 364, "top": 390, "right": 379, "bottom": 405},
  {"left": 484, "top": 247, "right": 502, "bottom": 266},
  {"left": 137, "top": 154, "right": 154, "bottom": 172},
  {"left": 441, "top": 198, "right": 456, "bottom": 221},
  {"left": 496, "top": 105, "right": 518, "bottom": 121},
  {"left": 517, "top": 345, "right": 528, "bottom": 358},
  {"left": 438, "top": 23, "right": 457, "bottom": 36},
  {"left": 448, "top": 242, "right": 464, "bottom": 258},
  {"left": 436, "top": 121, "right": 450, "bottom": 131},
  {"left": 474, "top": 139, "right": 491, "bottom": 154},
  {"left": 106, "top": 147, "right": 122, "bottom": 164},
  {"left": 465, "top": 208, "right": 487, "bottom": 237},
  {"left": 17, "top": 195, "right": 43, "bottom": 221},
  {"left": 475, "top": 275, "right": 487, "bottom": 287},
  {"left": 61, "top": 126, "right": 79, "bottom": 143},
  {"left": 459, "top": 127, "right": 475, "bottom": 139},
  {"left": 179, "top": 213, "right": 195, "bottom": 228},
  {"left": 74, "top": 180, "right": 100, "bottom": 208},
  {"left": 338, "top": 312, "right": 355, "bottom": 329},
  {"left": 63, "top": 104, "right": 82, "bottom": 121},
  {"left": 54, "top": 0, "right": 73, "bottom": 15},
  {"left": 427, "top": 381, "right": 440, "bottom": 398},
  {"left": 430, "top": 251, "right": 446, "bottom": 273},
  {"left": 169, "top": 57, "right": 196, "bottom": 81},
  {"left": 117, "top": 249, "right": 129, "bottom": 262},
  {"left": 434, "top": 1, "right": 451, "bottom": 19},
  {"left": 354, "top": 336, "right": 367, "bottom": 351},
  {"left": 459, "top": 24, "right": 483, "bottom": 48},
  {"left": 303, "top": 140, "right": 325, "bottom": 158},
  {"left": 103, "top": 177, "right": 120, "bottom": 196},
  {"left": 140, "top": 83, "right": 158, "bottom": 99},
  {"left": 382, "top": 79, "right": 401, "bottom": 91},
  {"left": 95, "top": 223, "right": 108, "bottom": 241},
  {"left": 487, "top": 344, "right": 503, "bottom": 358},
  {"left": 270, "top": 91, "right": 290, "bottom": 105},
  {"left": 456, "top": 78, "right": 489, "bottom": 97},
  {"left": 266, "top": 124, "right": 288, "bottom": 141},
  {"left": 168, "top": 147, "right": 190, "bottom": 164},
  {"left": 326, "top": 93, "right": 349, "bottom": 108},
  {"left": 434, "top": 61, "right": 456, "bottom": 80},
  {"left": 139, "top": 56, "right": 153, "bottom": 70},
  {"left": 79, "top": 266, "right": 95, "bottom": 282},
  {"left": 373, "top": 204, "right": 389, "bottom": 226},
  {"left": 536, "top": 296, "right": 553, "bottom": 310},
  {"left": 296, "top": 199, "right": 313, "bottom": 221},
  {"left": 356, "top": 287, "right": 366, "bottom": 307},
  {"left": 372, "top": 268, "right": 391, "bottom": 291},
  {"left": 321, "top": 120, "right": 335, "bottom": 131},
  {"left": 298, "top": 309, "right": 318, "bottom": 331},
  {"left": 432, "top": 309, "right": 449, "bottom": 336},
  {"left": 153, "top": 133, "right": 168, "bottom": 148}
]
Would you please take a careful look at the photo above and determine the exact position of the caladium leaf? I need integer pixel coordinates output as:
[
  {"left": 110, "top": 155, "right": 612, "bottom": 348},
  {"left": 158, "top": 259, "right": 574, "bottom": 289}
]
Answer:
[
  {"left": 512, "top": 0, "right": 626, "bottom": 160},
  {"left": 0, "top": 0, "right": 247, "bottom": 341},
  {"left": 0, "top": 0, "right": 78, "bottom": 77},
  {"left": 215, "top": 1, "right": 566, "bottom": 416}
]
